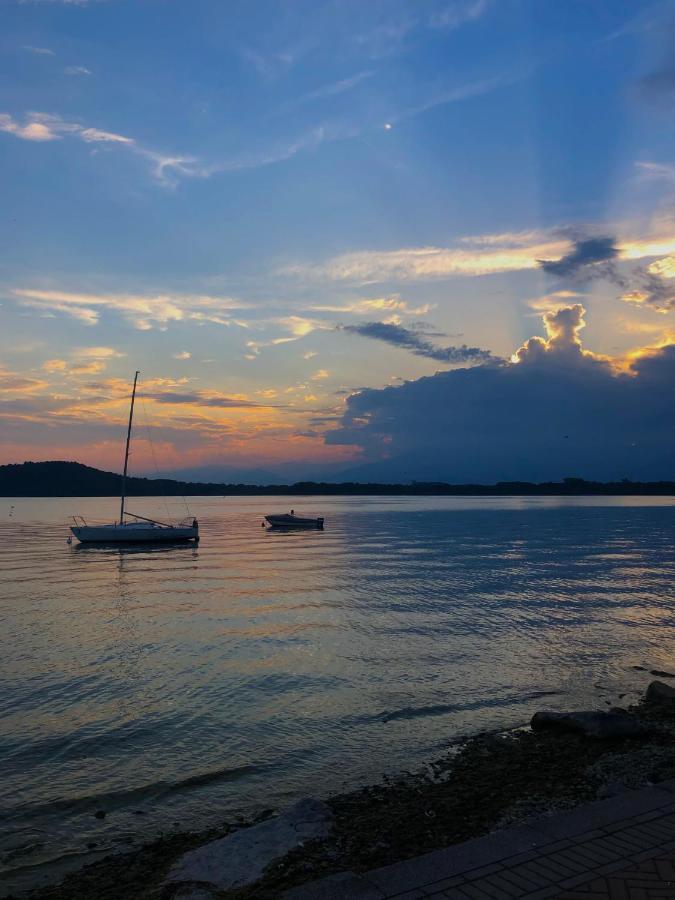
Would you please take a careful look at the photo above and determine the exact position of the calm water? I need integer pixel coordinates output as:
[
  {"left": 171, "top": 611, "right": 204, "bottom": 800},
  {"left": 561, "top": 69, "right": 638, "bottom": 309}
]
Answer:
[{"left": 1, "top": 495, "right": 675, "bottom": 894}]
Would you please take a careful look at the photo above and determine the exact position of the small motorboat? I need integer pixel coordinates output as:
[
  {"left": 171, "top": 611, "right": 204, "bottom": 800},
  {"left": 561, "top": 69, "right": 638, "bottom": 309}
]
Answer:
[{"left": 264, "top": 510, "right": 324, "bottom": 529}]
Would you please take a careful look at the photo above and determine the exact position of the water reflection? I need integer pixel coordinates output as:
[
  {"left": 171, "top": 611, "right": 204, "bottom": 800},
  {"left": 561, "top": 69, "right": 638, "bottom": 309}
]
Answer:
[
  {"left": 0, "top": 495, "right": 674, "bottom": 896},
  {"left": 73, "top": 541, "right": 199, "bottom": 555}
]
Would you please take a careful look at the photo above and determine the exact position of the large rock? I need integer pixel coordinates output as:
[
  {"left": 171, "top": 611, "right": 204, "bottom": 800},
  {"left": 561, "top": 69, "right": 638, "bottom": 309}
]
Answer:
[
  {"left": 531, "top": 710, "right": 645, "bottom": 739},
  {"left": 646, "top": 680, "right": 675, "bottom": 704},
  {"left": 165, "top": 798, "right": 333, "bottom": 892}
]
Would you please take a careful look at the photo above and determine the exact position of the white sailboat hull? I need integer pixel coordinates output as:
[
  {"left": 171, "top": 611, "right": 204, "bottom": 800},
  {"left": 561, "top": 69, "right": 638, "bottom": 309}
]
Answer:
[{"left": 70, "top": 523, "right": 199, "bottom": 543}]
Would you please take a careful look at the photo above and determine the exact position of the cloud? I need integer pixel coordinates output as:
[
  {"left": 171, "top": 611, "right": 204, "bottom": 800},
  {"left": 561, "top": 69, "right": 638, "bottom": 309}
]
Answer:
[
  {"left": 0, "top": 112, "right": 198, "bottom": 185},
  {"left": 285, "top": 223, "right": 675, "bottom": 289},
  {"left": 0, "top": 367, "right": 50, "bottom": 393},
  {"left": 244, "top": 316, "right": 331, "bottom": 357},
  {"left": 526, "top": 290, "right": 583, "bottom": 313},
  {"left": 283, "top": 230, "right": 572, "bottom": 282},
  {"left": 198, "top": 126, "right": 332, "bottom": 179},
  {"left": 20, "top": 45, "right": 55, "bottom": 55},
  {"left": 9, "top": 288, "right": 247, "bottom": 329},
  {"left": 513, "top": 304, "right": 600, "bottom": 366},
  {"left": 635, "top": 160, "right": 675, "bottom": 182},
  {"left": 327, "top": 305, "right": 675, "bottom": 481},
  {"left": 239, "top": 43, "right": 307, "bottom": 81},
  {"left": 75, "top": 346, "right": 125, "bottom": 359},
  {"left": 0, "top": 112, "right": 131, "bottom": 144},
  {"left": 601, "top": 7, "right": 659, "bottom": 43},
  {"left": 143, "top": 391, "right": 262, "bottom": 408},
  {"left": 342, "top": 321, "right": 495, "bottom": 364},
  {"left": 69, "top": 360, "right": 106, "bottom": 375},
  {"left": 429, "top": 0, "right": 488, "bottom": 29},
  {"left": 389, "top": 71, "right": 516, "bottom": 126},
  {"left": 621, "top": 265, "right": 675, "bottom": 312},
  {"left": 284, "top": 70, "right": 373, "bottom": 109},
  {"left": 0, "top": 62, "right": 510, "bottom": 186},
  {"left": 538, "top": 236, "right": 621, "bottom": 279},
  {"left": 0, "top": 114, "right": 59, "bottom": 142},
  {"left": 536, "top": 232, "right": 675, "bottom": 312},
  {"left": 0, "top": 111, "right": 343, "bottom": 186},
  {"left": 41, "top": 346, "right": 124, "bottom": 376},
  {"left": 311, "top": 295, "right": 432, "bottom": 316},
  {"left": 42, "top": 358, "right": 67, "bottom": 372},
  {"left": 349, "top": 0, "right": 487, "bottom": 58},
  {"left": 173, "top": 351, "right": 191, "bottom": 360}
]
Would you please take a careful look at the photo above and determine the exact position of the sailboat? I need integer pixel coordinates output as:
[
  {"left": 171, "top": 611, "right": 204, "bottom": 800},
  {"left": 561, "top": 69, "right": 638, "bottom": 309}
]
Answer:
[{"left": 69, "top": 371, "right": 199, "bottom": 544}]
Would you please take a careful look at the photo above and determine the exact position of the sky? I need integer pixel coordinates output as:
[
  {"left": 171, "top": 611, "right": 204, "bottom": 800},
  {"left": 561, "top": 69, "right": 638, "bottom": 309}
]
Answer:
[{"left": 1, "top": 0, "right": 675, "bottom": 482}]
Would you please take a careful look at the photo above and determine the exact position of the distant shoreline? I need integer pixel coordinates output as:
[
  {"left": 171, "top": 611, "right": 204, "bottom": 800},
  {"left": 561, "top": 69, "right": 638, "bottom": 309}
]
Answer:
[
  {"left": 2, "top": 461, "right": 675, "bottom": 497},
  {"left": 4, "top": 490, "right": 675, "bottom": 498}
]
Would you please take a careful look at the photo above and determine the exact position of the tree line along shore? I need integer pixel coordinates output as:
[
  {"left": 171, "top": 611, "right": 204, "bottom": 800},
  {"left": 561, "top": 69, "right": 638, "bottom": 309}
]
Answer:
[{"left": 2, "top": 461, "right": 675, "bottom": 497}]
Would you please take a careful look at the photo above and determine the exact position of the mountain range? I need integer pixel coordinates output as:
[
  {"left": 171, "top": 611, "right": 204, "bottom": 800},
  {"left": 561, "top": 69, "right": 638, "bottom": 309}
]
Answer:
[{"left": 1, "top": 461, "right": 674, "bottom": 497}]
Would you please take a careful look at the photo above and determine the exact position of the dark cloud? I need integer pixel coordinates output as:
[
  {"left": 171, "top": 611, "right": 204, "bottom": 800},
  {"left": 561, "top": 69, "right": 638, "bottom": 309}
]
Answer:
[
  {"left": 539, "top": 236, "right": 621, "bottom": 279},
  {"left": 622, "top": 268, "right": 675, "bottom": 312},
  {"left": 327, "top": 306, "right": 675, "bottom": 482},
  {"left": 539, "top": 235, "right": 675, "bottom": 311},
  {"left": 341, "top": 321, "right": 495, "bottom": 363},
  {"left": 309, "top": 416, "right": 342, "bottom": 425},
  {"left": 144, "top": 392, "right": 261, "bottom": 408}
]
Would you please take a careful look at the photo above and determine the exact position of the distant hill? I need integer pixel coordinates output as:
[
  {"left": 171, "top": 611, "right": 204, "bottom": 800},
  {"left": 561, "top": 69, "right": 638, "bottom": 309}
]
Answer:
[
  {"left": 155, "top": 464, "right": 286, "bottom": 485},
  {"left": 1, "top": 461, "right": 674, "bottom": 497},
  {"left": 157, "top": 460, "right": 357, "bottom": 484}
]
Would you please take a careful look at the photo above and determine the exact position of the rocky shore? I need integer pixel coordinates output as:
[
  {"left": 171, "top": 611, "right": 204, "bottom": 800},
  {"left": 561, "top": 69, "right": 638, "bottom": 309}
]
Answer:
[{"left": 16, "top": 679, "right": 675, "bottom": 900}]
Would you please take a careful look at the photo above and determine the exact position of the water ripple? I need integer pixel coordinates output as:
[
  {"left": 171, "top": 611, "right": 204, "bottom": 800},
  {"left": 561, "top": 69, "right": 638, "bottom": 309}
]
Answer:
[{"left": 1, "top": 494, "right": 674, "bottom": 895}]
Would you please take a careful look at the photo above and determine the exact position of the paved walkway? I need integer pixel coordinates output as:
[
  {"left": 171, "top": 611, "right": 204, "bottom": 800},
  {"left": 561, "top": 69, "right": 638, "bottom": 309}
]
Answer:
[{"left": 285, "top": 779, "right": 675, "bottom": 900}]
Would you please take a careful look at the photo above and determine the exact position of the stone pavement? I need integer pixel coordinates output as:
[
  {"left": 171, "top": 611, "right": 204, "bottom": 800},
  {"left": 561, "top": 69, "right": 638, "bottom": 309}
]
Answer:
[{"left": 284, "top": 779, "right": 675, "bottom": 899}]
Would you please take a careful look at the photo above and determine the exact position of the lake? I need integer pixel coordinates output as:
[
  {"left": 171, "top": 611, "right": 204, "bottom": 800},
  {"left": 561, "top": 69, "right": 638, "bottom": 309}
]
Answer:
[{"left": 1, "top": 494, "right": 674, "bottom": 895}]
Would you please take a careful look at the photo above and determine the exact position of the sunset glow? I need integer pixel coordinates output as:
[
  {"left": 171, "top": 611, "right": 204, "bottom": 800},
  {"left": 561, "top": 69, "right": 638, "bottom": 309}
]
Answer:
[{"left": 1, "top": 0, "right": 674, "bottom": 481}]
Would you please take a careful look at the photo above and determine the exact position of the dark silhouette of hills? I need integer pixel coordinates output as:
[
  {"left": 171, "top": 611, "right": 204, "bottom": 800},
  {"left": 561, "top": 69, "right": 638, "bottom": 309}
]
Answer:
[{"left": 1, "top": 461, "right": 674, "bottom": 496}]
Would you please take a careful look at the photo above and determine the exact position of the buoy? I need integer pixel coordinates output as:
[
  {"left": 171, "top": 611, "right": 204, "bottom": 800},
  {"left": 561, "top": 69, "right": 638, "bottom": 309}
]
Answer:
[{"left": 66, "top": 535, "right": 73, "bottom": 545}]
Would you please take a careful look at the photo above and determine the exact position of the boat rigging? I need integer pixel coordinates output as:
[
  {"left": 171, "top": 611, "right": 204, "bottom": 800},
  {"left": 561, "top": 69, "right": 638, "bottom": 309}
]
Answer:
[{"left": 69, "top": 372, "right": 199, "bottom": 544}]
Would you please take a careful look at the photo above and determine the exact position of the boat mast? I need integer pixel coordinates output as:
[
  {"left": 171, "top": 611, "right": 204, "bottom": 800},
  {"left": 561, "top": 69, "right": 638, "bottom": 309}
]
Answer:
[{"left": 119, "top": 371, "right": 140, "bottom": 525}]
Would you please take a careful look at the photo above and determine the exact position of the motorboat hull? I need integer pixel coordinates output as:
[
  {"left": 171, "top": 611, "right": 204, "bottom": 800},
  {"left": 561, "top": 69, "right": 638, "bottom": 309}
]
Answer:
[
  {"left": 265, "top": 514, "right": 324, "bottom": 529},
  {"left": 70, "top": 524, "right": 199, "bottom": 543}
]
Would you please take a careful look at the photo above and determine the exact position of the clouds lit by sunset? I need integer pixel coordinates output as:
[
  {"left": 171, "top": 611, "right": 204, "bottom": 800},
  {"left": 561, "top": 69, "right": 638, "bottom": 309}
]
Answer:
[{"left": 1, "top": 0, "right": 674, "bottom": 481}]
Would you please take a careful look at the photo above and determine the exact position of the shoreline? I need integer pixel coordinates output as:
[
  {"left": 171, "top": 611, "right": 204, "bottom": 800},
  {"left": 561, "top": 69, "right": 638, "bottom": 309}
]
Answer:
[
  {"left": 15, "top": 684, "right": 675, "bottom": 900},
  {"left": 3, "top": 463, "right": 675, "bottom": 497}
]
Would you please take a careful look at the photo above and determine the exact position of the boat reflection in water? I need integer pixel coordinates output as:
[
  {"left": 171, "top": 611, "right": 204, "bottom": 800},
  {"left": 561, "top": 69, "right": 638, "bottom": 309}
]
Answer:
[{"left": 72, "top": 539, "right": 199, "bottom": 554}]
